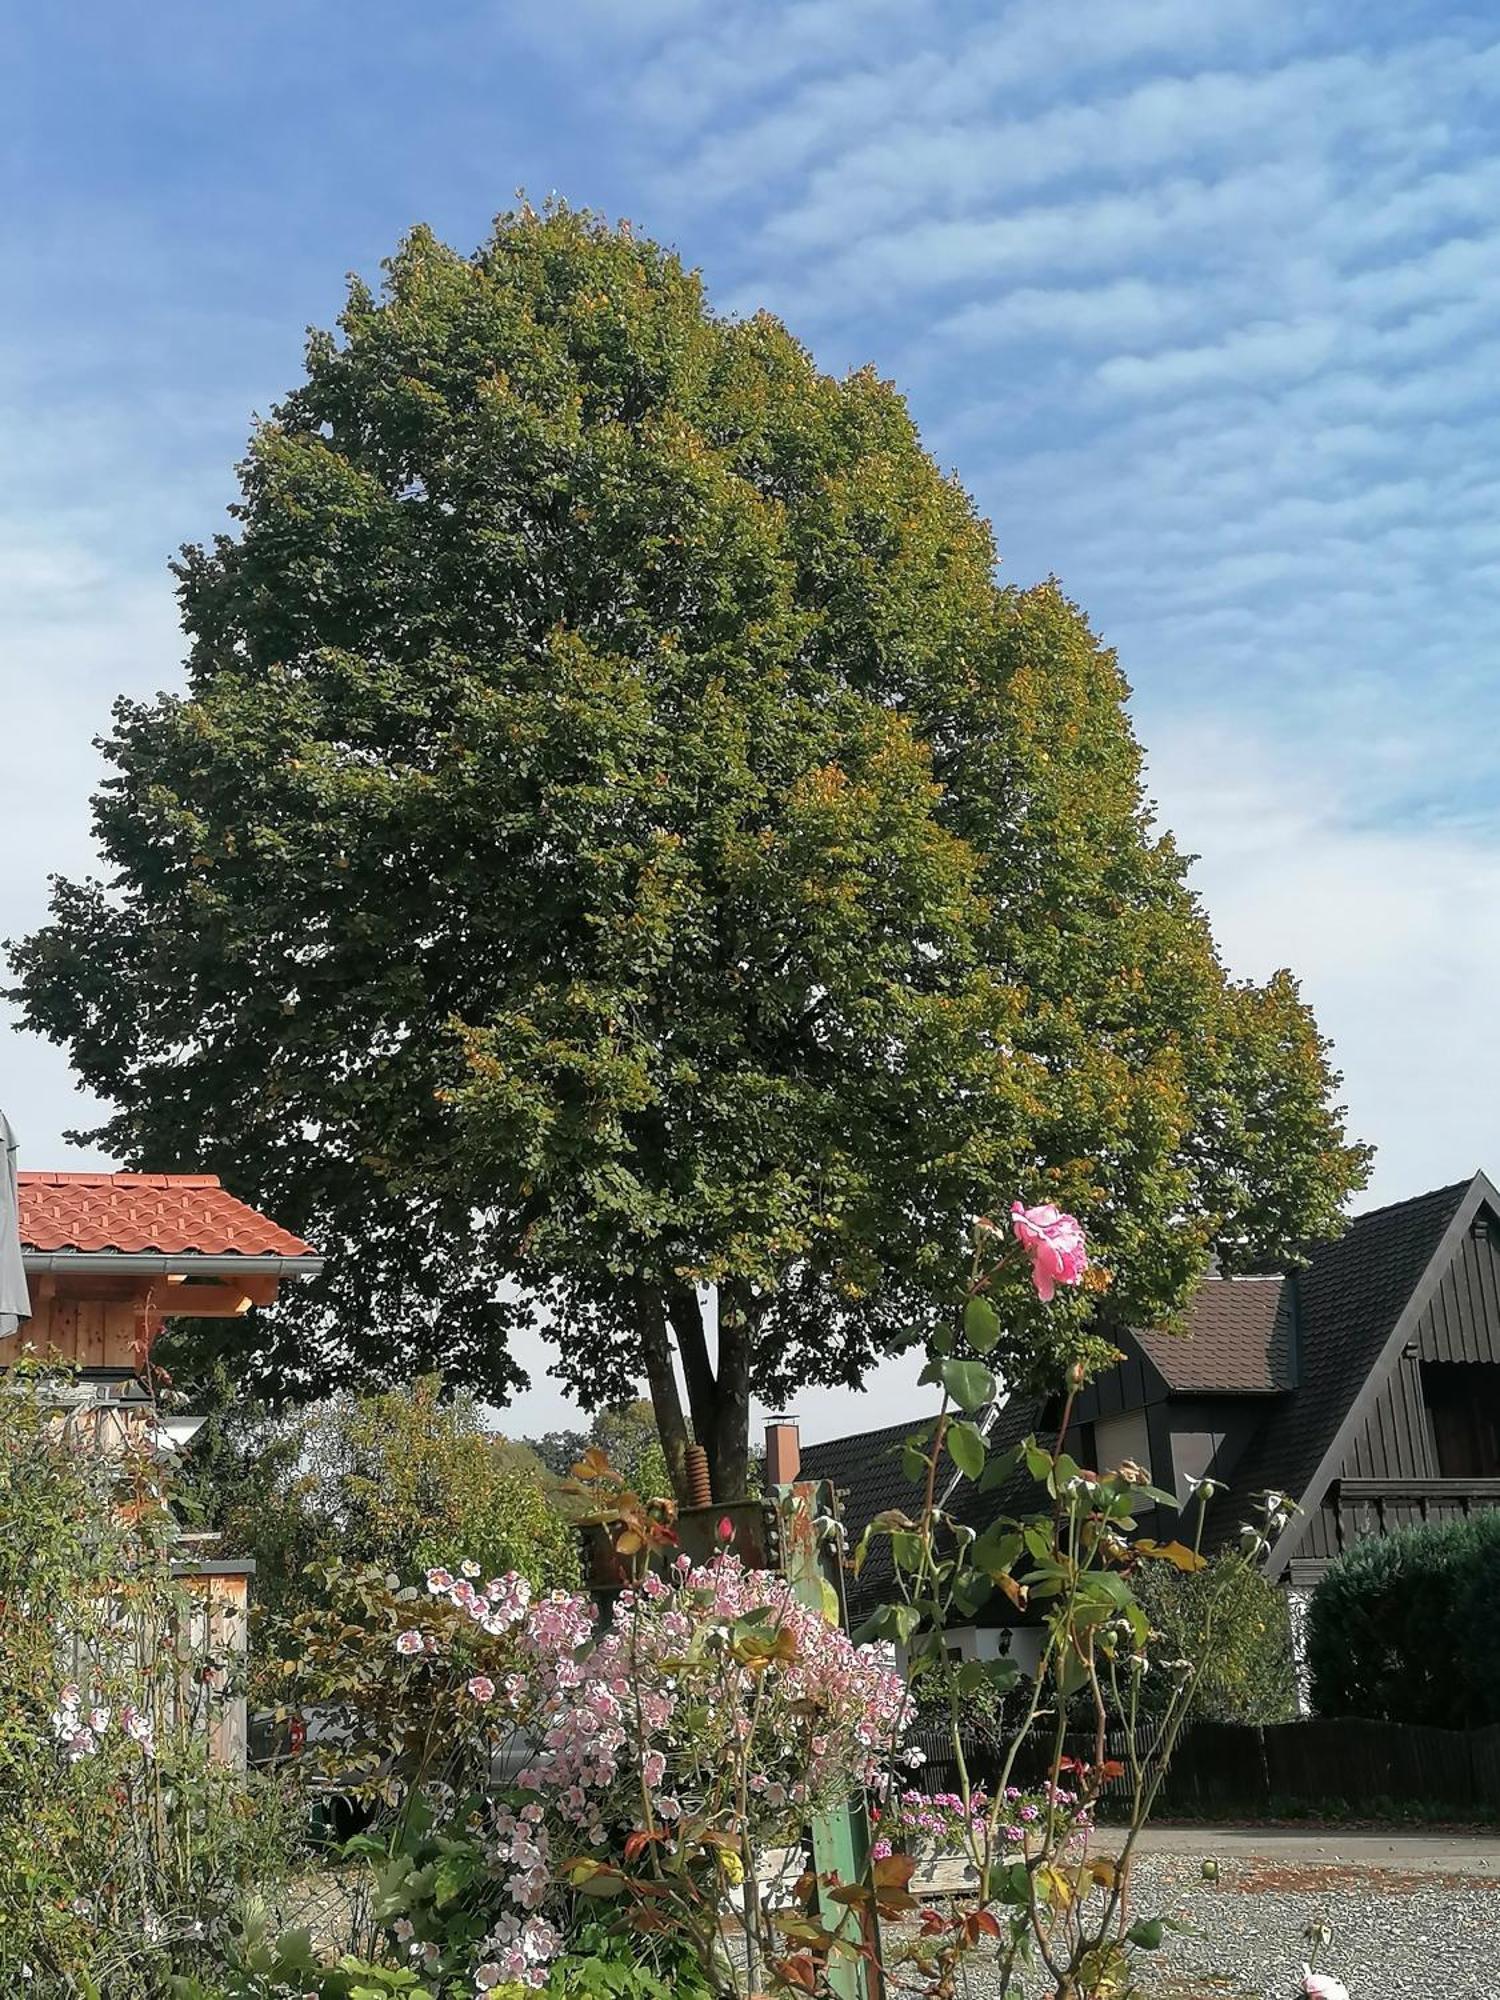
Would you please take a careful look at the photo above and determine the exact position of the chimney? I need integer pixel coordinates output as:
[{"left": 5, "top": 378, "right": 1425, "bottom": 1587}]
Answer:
[{"left": 764, "top": 1415, "right": 800, "bottom": 1487}]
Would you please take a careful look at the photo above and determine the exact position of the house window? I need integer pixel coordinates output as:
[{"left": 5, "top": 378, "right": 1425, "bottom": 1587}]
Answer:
[
  {"left": 1422, "top": 1363, "right": 1500, "bottom": 1477},
  {"left": 1170, "top": 1430, "right": 1224, "bottom": 1506},
  {"left": 1093, "top": 1408, "right": 1152, "bottom": 1481}
]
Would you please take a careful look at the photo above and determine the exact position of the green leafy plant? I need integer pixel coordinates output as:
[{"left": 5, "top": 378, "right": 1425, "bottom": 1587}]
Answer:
[
  {"left": 182, "top": 1377, "right": 580, "bottom": 1642},
  {"left": 0, "top": 1366, "right": 305, "bottom": 1997},
  {"left": 1128, "top": 1551, "right": 1297, "bottom": 1726}
]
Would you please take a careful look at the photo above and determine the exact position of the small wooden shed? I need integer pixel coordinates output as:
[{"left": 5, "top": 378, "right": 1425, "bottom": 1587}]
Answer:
[
  {"left": 5, "top": 1170, "right": 322, "bottom": 1373},
  {"left": 4, "top": 1170, "right": 323, "bottom": 1765}
]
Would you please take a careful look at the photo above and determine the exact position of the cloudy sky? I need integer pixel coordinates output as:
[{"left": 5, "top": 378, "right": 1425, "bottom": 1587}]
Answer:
[{"left": 5, "top": 0, "right": 1499, "bottom": 1440}]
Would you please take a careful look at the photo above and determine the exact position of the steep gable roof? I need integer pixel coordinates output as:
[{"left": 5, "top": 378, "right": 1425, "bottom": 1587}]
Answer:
[
  {"left": 1133, "top": 1276, "right": 1295, "bottom": 1394},
  {"left": 1222, "top": 1177, "right": 1479, "bottom": 1569}
]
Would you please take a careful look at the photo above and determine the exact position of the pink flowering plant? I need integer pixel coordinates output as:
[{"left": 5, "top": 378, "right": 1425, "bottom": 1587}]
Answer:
[
  {"left": 263, "top": 1195, "right": 1295, "bottom": 2000},
  {"left": 277, "top": 1516, "right": 908, "bottom": 1997},
  {"left": 870, "top": 1783, "right": 1090, "bottom": 1866}
]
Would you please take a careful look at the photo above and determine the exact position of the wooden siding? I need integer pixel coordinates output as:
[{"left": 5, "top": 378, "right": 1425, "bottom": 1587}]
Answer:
[
  {"left": 1418, "top": 1224, "right": 1500, "bottom": 1364},
  {"left": 178, "top": 1569, "right": 250, "bottom": 1770},
  {"left": 1298, "top": 1347, "right": 1435, "bottom": 1559},
  {"left": 0, "top": 1294, "right": 150, "bottom": 1372},
  {"left": 1073, "top": 1349, "right": 1162, "bottom": 1424},
  {"left": 1295, "top": 1230, "right": 1500, "bottom": 1559}
]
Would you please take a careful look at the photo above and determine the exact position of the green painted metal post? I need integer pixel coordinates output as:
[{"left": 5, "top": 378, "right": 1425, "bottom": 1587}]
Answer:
[{"left": 775, "top": 1478, "right": 884, "bottom": 2000}]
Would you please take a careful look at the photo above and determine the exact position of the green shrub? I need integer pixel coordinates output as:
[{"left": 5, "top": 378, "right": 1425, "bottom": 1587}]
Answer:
[
  {"left": 1306, "top": 1509, "right": 1500, "bottom": 1726},
  {"left": 1126, "top": 1552, "right": 1297, "bottom": 1726},
  {"left": 183, "top": 1376, "right": 581, "bottom": 1636},
  {"left": 0, "top": 1366, "right": 305, "bottom": 1996}
]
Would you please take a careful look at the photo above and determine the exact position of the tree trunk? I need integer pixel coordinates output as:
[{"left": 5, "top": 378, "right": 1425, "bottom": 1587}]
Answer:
[
  {"left": 710, "top": 1283, "right": 753, "bottom": 1502},
  {"left": 665, "top": 1283, "right": 753, "bottom": 1504},
  {"left": 634, "top": 1283, "right": 693, "bottom": 1505},
  {"left": 667, "top": 1282, "right": 716, "bottom": 1442}
]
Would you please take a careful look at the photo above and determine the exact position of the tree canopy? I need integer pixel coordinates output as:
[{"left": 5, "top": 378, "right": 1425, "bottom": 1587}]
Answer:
[{"left": 12, "top": 202, "right": 1369, "bottom": 1498}]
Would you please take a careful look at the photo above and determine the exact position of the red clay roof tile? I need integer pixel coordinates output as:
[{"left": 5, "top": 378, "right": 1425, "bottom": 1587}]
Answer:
[{"left": 18, "top": 1172, "right": 316, "bottom": 1258}]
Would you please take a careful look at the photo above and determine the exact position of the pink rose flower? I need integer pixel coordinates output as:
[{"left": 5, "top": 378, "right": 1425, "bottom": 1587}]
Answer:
[
  {"left": 394, "top": 1629, "right": 424, "bottom": 1656},
  {"left": 467, "top": 1675, "right": 497, "bottom": 1703},
  {"left": 1302, "top": 1972, "right": 1348, "bottom": 2000},
  {"left": 1010, "top": 1201, "right": 1088, "bottom": 1302}
]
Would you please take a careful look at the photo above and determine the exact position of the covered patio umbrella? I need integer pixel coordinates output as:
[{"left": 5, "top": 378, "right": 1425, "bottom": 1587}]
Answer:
[{"left": 0, "top": 1110, "right": 30, "bottom": 1338}]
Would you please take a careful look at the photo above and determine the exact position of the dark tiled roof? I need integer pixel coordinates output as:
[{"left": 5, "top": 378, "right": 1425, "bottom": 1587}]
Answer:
[
  {"left": 804, "top": 1177, "right": 1484, "bottom": 1590},
  {"left": 1134, "top": 1276, "right": 1295, "bottom": 1394},
  {"left": 1211, "top": 1177, "right": 1472, "bottom": 1558},
  {"left": 803, "top": 1392, "right": 1049, "bottom": 1619}
]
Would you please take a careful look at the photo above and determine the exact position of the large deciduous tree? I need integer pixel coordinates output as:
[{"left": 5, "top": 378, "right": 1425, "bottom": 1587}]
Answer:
[{"left": 11, "top": 204, "right": 1368, "bottom": 1500}]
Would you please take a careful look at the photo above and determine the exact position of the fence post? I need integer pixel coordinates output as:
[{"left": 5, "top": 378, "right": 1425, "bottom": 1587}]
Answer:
[{"left": 777, "top": 1478, "right": 884, "bottom": 2000}]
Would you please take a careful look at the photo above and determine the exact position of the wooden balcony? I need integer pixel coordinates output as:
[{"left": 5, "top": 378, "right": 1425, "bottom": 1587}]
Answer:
[{"left": 1329, "top": 1477, "right": 1500, "bottom": 1547}]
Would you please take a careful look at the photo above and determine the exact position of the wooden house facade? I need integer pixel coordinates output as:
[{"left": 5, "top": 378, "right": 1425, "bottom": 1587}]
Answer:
[{"left": 804, "top": 1173, "right": 1500, "bottom": 1671}]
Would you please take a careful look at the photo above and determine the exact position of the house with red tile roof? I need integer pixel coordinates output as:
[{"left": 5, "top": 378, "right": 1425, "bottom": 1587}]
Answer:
[
  {"left": 0, "top": 1165, "right": 322, "bottom": 1767},
  {"left": 4, "top": 1170, "right": 323, "bottom": 1375}
]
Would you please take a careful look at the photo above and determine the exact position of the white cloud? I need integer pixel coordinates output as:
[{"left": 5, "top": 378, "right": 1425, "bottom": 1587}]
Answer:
[
  {"left": 657, "top": 0, "right": 1304, "bottom": 191},
  {"left": 1096, "top": 316, "right": 1344, "bottom": 397},
  {"left": 759, "top": 38, "right": 1500, "bottom": 257},
  {"left": 1146, "top": 720, "right": 1500, "bottom": 1208},
  {"left": 937, "top": 277, "right": 1197, "bottom": 348}
]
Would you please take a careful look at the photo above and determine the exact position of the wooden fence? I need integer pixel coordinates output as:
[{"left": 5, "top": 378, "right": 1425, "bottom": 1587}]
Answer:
[{"left": 906, "top": 1717, "right": 1500, "bottom": 1813}]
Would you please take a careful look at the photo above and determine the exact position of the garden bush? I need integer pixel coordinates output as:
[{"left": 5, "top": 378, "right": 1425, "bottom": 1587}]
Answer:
[
  {"left": 1129, "top": 1550, "right": 1297, "bottom": 1726},
  {"left": 183, "top": 1376, "right": 580, "bottom": 1635},
  {"left": 1306, "top": 1509, "right": 1500, "bottom": 1726},
  {"left": 0, "top": 1367, "right": 305, "bottom": 1996},
  {"left": 271, "top": 1504, "right": 910, "bottom": 1997}
]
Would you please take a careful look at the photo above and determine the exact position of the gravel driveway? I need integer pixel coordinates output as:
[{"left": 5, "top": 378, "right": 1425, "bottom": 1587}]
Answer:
[{"left": 885, "top": 1828, "right": 1500, "bottom": 1999}]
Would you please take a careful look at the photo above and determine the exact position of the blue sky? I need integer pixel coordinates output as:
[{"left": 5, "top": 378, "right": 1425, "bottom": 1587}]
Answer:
[{"left": 5, "top": 0, "right": 1500, "bottom": 1434}]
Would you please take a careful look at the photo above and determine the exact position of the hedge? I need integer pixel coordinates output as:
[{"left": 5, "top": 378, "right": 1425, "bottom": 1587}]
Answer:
[{"left": 1307, "top": 1509, "right": 1500, "bottom": 1727}]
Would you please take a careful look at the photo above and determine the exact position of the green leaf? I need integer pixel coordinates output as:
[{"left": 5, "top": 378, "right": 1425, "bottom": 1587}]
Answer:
[
  {"left": 978, "top": 1442, "right": 1026, "bottom": 1492},
  {"left": 963, "top": 1295, "right": 1001, "bottom": 1355},
  {"left": 956, "top": 1655, "right": 1021, "bottom": 1695},
  {"left": 852, "top": 1601, "right": 921, "bottom": 1645},
  {"left": 1126, "top": 1917, "right": 1165, "bottom": 1949},
  {"left": 1024, "top": 1442, "right": 1054, "bottom": 1483},
  {"left": 1056, "top": 1645, "right": 1092, "bottom": 1696},
  {"left": 1047, "top": 1450, "right": 1084, "bottom": 1495},
  {"left": 972, "top": 1525, "right": 1023, "bottom": 1577},
  {"left": 940, "top": 1359, "right": 996, "bottom": 1411},
  {"left": 947, "top": 1420, "right": 987, "bottom": 1480},
  {"left": 951, "top": 1572, "right": 993, "bottom": 1615}
]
